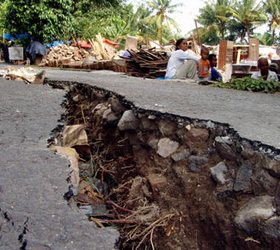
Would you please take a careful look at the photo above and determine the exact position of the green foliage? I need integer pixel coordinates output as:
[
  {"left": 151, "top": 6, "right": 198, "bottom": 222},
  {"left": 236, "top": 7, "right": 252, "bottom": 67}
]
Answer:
[
  {"left": 72, "top": 0, "right": 123, "bottom": 14},
  {"left": 0, "top": 1, "right": 8, "bottom": 31},
  {"left": 0, "top": 0, "right": 179, "bottom": 46},
  {"left": 72, "top": 1, "right": 178, "bottom": 46},
  {"left": 256, "top": 32, "right": 274, "bottom": 45},
  {"left": 263, "top": 0, "right": 280, "bottom": 44},
  {"left": 197, "top": 26, "right": 220, "bottom": 45},
  {"left": 198, "top": 0, "right": 234, "bottom": 40},
  {"left": 197, "top": 0, "right": 272, "bottom": 44},
  {"left": 72, "top": 4, "right": 136, "bottom": 43},
  {"left": 5, "top": 0, "right": 73, "bottom": 43},
  {"left": 232, "top": 0, "right": 267, "bottom": 42},
  {"left": 214, "top": 77, "right": 279, "bottom": 93},
  {"left": 144, "top": 0, "right": 182, "bottom": 43}
]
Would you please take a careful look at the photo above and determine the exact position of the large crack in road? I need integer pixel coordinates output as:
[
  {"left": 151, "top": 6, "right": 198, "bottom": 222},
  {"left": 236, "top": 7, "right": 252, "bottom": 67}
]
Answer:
[{"left": 48, "top": 80, "right": 280, "bottom": 250}]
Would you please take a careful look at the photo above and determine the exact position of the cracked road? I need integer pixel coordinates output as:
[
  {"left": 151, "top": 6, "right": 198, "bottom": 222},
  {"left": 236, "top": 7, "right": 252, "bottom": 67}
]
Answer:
[{"left": 1, "top": 68, "right": 280, "bottom": 249}]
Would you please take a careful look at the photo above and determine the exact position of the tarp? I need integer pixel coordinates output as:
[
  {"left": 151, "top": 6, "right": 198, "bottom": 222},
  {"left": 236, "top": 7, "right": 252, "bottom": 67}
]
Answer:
[
  {"left": 3, "top": 33, "right": 30, "bottom": 41},
  {"left": 46, "top": 40, "right": 65, "bottom": 48},
  {"left": 72, "top": 40, "right": 92, "bottom": 49}
]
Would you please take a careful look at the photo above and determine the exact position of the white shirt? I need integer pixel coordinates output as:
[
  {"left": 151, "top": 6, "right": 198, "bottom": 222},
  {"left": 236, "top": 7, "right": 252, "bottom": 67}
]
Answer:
[
  {"left": 251, "top": 70, "right": 278, "bottom": 81},
  {"left": 165, "top": 49, "right": 200, "bottom": 79}
]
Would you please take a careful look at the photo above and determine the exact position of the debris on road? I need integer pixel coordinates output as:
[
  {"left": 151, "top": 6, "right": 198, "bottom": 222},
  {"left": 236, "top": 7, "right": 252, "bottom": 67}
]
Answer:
[
  {"left": 0, "top": 66, "right": 45, "bottom": 84},
  {"left": 126, "top": 48, "right": 168, "bottom": 78}
]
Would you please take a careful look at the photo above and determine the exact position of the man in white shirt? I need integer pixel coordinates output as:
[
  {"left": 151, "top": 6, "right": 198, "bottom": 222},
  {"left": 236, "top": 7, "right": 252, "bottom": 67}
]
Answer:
[{"left": 251, "top": 57, "right": 278, "bottom": 81}]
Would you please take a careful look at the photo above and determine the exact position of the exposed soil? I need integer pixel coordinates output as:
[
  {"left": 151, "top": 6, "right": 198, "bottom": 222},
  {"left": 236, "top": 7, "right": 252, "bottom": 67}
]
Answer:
[{"left": 48, "top": 80, "right": 280, "bottom": 250}]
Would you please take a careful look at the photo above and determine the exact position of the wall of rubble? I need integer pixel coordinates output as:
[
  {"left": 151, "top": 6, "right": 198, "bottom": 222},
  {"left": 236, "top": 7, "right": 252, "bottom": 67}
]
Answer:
[{"left": 48, "top": 80, "right": 280, "bottom": 249}]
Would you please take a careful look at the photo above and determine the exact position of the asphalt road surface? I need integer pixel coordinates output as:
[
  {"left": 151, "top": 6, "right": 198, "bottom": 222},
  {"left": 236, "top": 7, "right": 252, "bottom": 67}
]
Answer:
[
  {"left": 0, "top": 78, "right": 118, "bottom": 250},
  {"left": 47, "top": 69, "right": 280, "bottom": 149}
]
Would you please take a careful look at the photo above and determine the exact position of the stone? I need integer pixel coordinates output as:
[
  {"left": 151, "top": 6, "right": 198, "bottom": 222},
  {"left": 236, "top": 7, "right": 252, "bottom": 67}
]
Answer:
[
  {"left": 241, "top": 147, "right": 255, "bottom": 160},
  {"left": 79, "top": 205, "right": 94, "bottom": 216},
  {"left": 188, "top": 155, "right": 208, "bottom": 172},
  {"left": 275, "top": 155, "right": 280, "bottom": 161},
  {"left": 263, "top": 216, "right": 280, "bottom": 239},
  {"left": 233, "top": 164, "right": 253, "bottom": 193},
  {"left": 117, "top": 110, "right": 139, "bottom": 131},
  {"left": 148, "top": 115, "right": 156, "bottom": 120},
  {"left": 215, "top": 138, "right": 236, "bottom": 161},
  {"left": 171, "top": 148, "right": 190, "bottom": 162},
  {"left": 62, "top": 125, "right": 88, "bottom": 147},
  {"left": 148, "top": 138, "right": 159, "bottom": 150},
  {"left": 102, "top": 108, "right": 119, "bottom": 123},
  {"left": 176, "top": 128, "right": 188, "bottom": 141},
  {"left": 108, "top": 96, "right": 126, "bottom": 113},
  {"left": 147, "top": 173, "right": 168, "bottom": 194},
  {"left": 185, "top": 125, "right": 192, "bottom": 131},
  {"left": 217, "top": 186, "right": 235, "bottom": 200},
  {"left": 72, "top": 94, "right": 80, "bottom": 102},
  {"left": 187, "top": 128, "right": 209, "bottom": 143},
  {"left": 210, "top": 162, "right": 228, "bottom": 185},
  {"left": 215, "top": 136, "right": 233, "bottom": 145},
  {"left": 126, "top": 177, "right": 151, "bottom": 207},
  {"left": 141, "top": 117, "right": 156, "bottom": 130},
  {"left": 92, "top": 103, "right": 108, "bottom": 116},
  {"left": 251, "top": 170, "right": 278, "bottom": 195},
  {"left": 157, "top": 138, "right": 179, "bottom": 158},
  {"left": 158, "top": 120, "right": 177, "bottom": 136},
  {"left": 206, "top": 121, "right": 215, "bottom": 129},
  {"left": 264, "top": 160, "right": 280, "bottom": 178},
  {"left": 234, "top": 195, "right": 275, "bottom": 233}
]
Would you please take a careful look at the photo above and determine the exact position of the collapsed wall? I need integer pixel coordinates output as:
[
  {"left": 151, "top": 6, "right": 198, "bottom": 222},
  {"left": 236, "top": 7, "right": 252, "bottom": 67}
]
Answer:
[{"left": 47, "top": 80, "right": 280, "bottom": 250}]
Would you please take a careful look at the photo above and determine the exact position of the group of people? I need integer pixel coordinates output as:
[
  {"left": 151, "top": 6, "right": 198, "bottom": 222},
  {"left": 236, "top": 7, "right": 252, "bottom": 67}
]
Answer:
[
  {"left": 165, "top": 38, "right": 279, "bottom": 82},
  {"left": 165, "top": 38, "right": 221, "bottom": 81}
]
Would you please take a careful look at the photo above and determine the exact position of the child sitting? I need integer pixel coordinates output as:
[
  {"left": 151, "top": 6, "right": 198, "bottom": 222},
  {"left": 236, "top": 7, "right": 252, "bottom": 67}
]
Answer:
[
  {"left": 208, "top": 54, "right": 222, "bottom": 81},
  {"left": 198, "top": 47, "right": 210, "bottom": 80}
]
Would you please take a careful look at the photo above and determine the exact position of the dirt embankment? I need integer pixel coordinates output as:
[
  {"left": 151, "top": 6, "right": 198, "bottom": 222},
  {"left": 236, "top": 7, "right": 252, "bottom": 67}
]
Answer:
[{"left": 48, "top": 80, "right": 280, "bottom": 250}]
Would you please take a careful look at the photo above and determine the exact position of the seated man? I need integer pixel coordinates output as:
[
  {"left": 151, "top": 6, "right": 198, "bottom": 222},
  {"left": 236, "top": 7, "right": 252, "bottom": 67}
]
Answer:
[
  {"left": 208, "top": 54, "right": 222, "bottom": 81},
  {"left": 251, "top": 57, "right": 278, "bottom": 81},
  {"left": 269, "top": 62, "right": 280, "bottom": 81}
]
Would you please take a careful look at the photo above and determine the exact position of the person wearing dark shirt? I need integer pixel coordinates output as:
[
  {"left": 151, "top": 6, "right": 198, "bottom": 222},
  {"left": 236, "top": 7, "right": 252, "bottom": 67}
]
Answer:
[{"left": 208, "top": 54, "right": 222, "bottom": 81}]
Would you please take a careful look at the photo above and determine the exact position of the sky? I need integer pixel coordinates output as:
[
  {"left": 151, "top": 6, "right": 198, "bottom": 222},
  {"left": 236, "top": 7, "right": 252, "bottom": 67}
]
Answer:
[
  {"left": 126, "top": 0, "right": 267, "bottom": 35},
  {"left": 126, "top": 0, "right": 208, "bottom": 35}
]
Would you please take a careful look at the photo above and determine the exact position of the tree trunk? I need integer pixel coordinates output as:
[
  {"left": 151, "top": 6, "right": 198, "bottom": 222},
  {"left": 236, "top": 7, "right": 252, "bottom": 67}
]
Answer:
[
  {"left": 247, "top": 27, "right": 250, "bottom": 44},
  {"left": 157, "top": 25, "right": 163, "bottom": 45},
  {"left": 272, "top": 28, "right": 275, "bottom": 45}
]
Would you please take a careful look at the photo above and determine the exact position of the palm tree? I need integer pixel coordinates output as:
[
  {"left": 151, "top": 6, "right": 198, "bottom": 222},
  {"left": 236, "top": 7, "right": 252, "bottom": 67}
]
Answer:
[
  {"left": 126, "top": 4, "right": 153, "bottom": 37},
  {"left": 198, "top": 0, "right": 235, "bottom": 40},
  {"left": 231, "top": 0, "right": 267, "bottom": 43},
  {"left": 145, "top": 0, "right": 182, "bottom": 44},
  {"left": 264, "top": 0, "right": 280, "bottom": 44}
]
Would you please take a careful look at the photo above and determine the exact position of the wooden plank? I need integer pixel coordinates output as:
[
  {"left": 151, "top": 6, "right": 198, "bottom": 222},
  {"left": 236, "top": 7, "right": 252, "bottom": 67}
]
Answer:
[
  {"left": 248, "top": 38, "right": 259, "bottom": 61},
  {"left": 218, "top": 40, "right": 233, "bottom": 70}
]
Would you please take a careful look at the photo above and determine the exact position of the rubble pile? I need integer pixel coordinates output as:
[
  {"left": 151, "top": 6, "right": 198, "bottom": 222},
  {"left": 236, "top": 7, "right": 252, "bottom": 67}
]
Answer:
[
  {"left": 40, "top": 44, "right": 90, "bottom": 67},
  {"left": 126, "top": 49, "right": 168, "bottom": 78},
  {"left": 48, "top": 80, "right": 280, "bottom": 250},
  {"left": 40, "top": 35, "right": 116, "bottom": 70}
]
